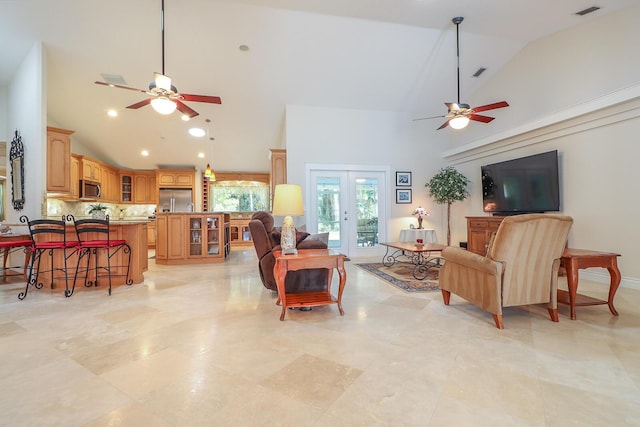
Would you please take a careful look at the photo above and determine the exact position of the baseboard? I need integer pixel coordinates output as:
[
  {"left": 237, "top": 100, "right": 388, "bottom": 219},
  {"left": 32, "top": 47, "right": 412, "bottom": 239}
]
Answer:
[{"left": 579, "top": 270, "right": 640, "bottom": 291}]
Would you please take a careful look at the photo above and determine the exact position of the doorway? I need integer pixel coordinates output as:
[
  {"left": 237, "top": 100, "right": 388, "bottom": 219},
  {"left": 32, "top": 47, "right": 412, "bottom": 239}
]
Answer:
[{"left": 307, "top": 166, "right": 388, "bottom": 257}]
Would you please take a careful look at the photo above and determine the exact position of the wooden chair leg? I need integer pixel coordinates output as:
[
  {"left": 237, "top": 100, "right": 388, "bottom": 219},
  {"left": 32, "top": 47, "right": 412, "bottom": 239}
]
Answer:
[
  {"left": 493, "top": 314, "right": 504, "bottom": 329},
  {"left": 548, "top": 308, "right": 559, "bottom": 322},
  {"left": 441, "top": 289, "right": 451, "bottom": 305}
]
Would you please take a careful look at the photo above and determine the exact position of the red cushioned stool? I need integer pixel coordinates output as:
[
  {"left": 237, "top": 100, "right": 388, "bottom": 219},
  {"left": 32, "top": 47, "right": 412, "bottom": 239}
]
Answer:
[
  {"left": 0, "top": 238, "right": 33, "bottom": 282},
  {"left": 71, "top": 214, "right": 132, "bottom": 296}
]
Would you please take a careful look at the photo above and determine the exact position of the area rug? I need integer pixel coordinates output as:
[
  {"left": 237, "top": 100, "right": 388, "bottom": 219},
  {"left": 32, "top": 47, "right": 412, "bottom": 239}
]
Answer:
[{"left": 355, "top": 262, "right": 440, "bottom": 293}]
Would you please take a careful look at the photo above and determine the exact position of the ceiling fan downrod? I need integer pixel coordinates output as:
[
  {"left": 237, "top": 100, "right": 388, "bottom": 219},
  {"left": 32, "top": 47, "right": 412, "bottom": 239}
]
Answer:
[
  {"left": 161, "top": 0, "right": 166, "bottom": 76},
  {"left": 452, "top": 16, "right": 463, "bottom": 106}
]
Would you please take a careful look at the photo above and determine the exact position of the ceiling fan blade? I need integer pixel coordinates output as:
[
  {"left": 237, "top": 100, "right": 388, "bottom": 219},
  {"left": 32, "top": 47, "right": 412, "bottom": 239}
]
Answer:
[
  {"left": 413, "top": 114, "right": 445, "bottom": 121},
  {"left": 126, "top": 98, "right": 152, "bottom": 109},
  {"left": 469, "top": 113, "right": 495, "bottom": 123},
  {"left": 95, "top": 81, "right": 147, "bottom": 93},
  {"left": 472, "top": 101, "right": 509, "bottom": 113},
  {"left": 175, "top": 100, "right": 199, "bottom": 118},
  {"left": 181, "top": 94, "right": 222, "bottom": 104},
  {"left": 437, "top": 119, "right": 452, "bottom": 130}
]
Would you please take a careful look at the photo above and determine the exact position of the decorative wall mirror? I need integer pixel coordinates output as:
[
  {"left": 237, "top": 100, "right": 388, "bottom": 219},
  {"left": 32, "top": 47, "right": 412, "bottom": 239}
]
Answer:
[{"left": 10, "top": 130, "right": 25, "bottom": 211}]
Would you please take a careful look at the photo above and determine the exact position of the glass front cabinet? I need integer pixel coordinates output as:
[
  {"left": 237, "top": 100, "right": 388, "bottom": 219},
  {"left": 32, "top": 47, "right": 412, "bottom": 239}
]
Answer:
[{"left": 187, "top": 213, "right": 230, "bottom": 261}]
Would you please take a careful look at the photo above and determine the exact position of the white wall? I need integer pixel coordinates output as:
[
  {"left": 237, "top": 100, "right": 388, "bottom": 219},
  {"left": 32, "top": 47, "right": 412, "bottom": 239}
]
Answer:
[
  {"left": 285, "top": 105, "right": 449, "bottom": 242},
  {"left": 6, "top": 42, "right": 46, "bottom": 224},
  {"left": 439, "top": 5, "right": 640, "bottom": 286}
]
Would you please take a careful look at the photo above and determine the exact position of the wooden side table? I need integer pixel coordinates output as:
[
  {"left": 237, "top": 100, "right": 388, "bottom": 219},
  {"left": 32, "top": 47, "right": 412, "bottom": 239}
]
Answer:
[
  {"left": 559, "top": 248, "right": 621, "bottom": 320},
  {"left": 273, "top": 249, "right": 347, "bottom": 321}
]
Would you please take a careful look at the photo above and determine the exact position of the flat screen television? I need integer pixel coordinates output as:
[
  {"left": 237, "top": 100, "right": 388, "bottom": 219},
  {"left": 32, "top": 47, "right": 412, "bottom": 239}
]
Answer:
[{"left": 481, "top": 150, "right": 560, "bottom": 215}]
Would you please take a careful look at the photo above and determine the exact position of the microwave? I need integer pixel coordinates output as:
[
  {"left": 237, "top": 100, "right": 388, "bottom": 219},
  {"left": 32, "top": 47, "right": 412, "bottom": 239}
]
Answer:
[{"left": 80, "top": 180, "right": 101, "bottom": 199}]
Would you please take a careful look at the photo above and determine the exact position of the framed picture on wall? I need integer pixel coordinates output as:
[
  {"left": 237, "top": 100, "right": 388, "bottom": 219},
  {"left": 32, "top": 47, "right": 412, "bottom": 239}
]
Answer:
[
  {"left": 396, "top": 171, "right": 412, "bottom": 186},
  {"left": 396, "top": 189, "right": 412, "bottom": 204}
]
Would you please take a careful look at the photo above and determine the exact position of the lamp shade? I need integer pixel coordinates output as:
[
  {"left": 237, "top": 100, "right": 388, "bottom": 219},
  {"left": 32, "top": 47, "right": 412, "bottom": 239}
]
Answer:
[{"left": 272, "top": 184, "right": 304, "bottom": 216}]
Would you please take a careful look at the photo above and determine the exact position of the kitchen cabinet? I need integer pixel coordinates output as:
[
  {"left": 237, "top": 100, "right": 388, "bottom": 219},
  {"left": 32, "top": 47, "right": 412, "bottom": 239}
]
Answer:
[
  {"left": 70, "top": 154, "right": 80, "bottom": 200},
  {"left": 156, "top": 169, "right": 194, "bottom": 188},
  {"left": 155, "top": 213, "right": 229, "bottom": 264},
  {"left": 147, "top": 220, "right": 156, "bottom": 248},
  {"left": 229, "top": 218, "right": 253, "bottom": 246},
  {"left": 81, "top": 157, "right": 101, "bottom": 181},
  {"left": 120, "top": 174, "right": 133, "bottom": 203},
  {"left": 100, "top": 166, "right": 119, "bottom": 202},
  {"left": 46, "top": 126, "right": 74, "bottom": 193},
  {"left": 269, "top": 149, "right": 286, "bottom": 207},
  {"left": 134, "top": 171, "right": 157, "bottom": 204}
]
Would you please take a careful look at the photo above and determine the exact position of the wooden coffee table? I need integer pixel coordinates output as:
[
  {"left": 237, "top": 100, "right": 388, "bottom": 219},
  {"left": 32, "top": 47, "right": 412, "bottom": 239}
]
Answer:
[
  {"left": 273, "top": 249, "right": 347, "bottom": 321},
  {"left": 380, "top": 242, "right": 446, "bottom": 280}
]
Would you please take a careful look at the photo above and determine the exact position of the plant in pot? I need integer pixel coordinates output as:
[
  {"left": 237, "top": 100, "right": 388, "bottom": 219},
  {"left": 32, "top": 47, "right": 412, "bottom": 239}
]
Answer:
[
  {"left": 88, "top": 203, "right": 108, "bottom": 219},
  {"left": 425, "top": 166, "right": 470, "bottom": 246}
]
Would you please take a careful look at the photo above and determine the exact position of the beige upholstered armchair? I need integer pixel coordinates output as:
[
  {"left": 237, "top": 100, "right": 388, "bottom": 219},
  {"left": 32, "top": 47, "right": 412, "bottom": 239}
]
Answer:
[{"left": 440, "top": 214, "right": 573, "bottom": 329}]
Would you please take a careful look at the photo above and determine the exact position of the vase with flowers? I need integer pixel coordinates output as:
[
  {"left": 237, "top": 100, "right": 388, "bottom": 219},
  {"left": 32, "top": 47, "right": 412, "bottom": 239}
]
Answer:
[{"left": 412, "top": 206, "right": 429, "bottom": 229}]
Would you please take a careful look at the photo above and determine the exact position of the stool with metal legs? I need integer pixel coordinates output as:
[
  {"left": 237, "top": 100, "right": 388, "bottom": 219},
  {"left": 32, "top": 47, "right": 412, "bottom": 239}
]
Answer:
[
  {"left": 19, "top": 215, "right": 79, "bottom": 299},
  {"left": 70, "top": 214, "right": 132, "bottom": 296}
]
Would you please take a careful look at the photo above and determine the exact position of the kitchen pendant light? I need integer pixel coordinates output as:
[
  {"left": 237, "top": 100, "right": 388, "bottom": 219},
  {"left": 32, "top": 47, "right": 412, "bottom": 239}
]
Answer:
[{"left": 204, "top": 119, "right": 216, "bottom": 182}]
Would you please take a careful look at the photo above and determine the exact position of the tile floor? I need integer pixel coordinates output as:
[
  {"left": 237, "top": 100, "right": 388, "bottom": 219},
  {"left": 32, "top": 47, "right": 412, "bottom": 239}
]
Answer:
[{"left": 1, "top": 248, "right": 639, "bottom": 426}]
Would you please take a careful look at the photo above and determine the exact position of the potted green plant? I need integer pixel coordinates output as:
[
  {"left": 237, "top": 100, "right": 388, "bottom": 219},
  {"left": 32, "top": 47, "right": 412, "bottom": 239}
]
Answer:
[
  {"left": 88, "top": 203, "right": 107, "bottom": 219},
  {"left": 425, "top": 166, "right": 470, "bottom": 246}
]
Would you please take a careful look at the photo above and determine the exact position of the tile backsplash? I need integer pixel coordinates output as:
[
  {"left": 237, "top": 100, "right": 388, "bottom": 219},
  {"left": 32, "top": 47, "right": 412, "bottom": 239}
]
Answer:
[{"left": 47, "top": 199, "right": 156, "bottom": 219}]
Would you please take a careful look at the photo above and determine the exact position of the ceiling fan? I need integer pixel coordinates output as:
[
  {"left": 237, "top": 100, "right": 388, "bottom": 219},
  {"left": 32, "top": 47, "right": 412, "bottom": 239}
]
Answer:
[
  {"left": 94, "top": 0, "right": 221, "bottom": 119},
  {"left": 415, "top": 17, "right": 509, "bottom": 130}
]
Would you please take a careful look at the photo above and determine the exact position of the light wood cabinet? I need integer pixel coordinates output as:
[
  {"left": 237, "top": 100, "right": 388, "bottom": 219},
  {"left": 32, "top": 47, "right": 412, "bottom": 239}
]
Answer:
[
  {"left": 270, "top": 149, "right": 286, "bottom": 207},
  {"left": 81, "top": 157, "right": 101, "bottom": 181},
  {"left": 46, "top": 127, "right": 74, "bottom": 193},
  {"left": 70, "top": 154, "right": 80, "bottom": 200},
  {"left": 134, "top": 172, "right": 157, "bottom": 204},
  {"left": 156, "top": 169, "right": 194, "bottom": 188},
  {"left": 147, "top": 220, "right": 156, "bottom": 248},
  {"left": 155, "top": 213, "right": 229, "bottom": 264},
  {"left": 466, "top": 216, "right": 505, "bottom": 255},
  {"left": 120, "top": 174, "right": 133, "bottom": 203},
  {"left": 229, "top": 218, "right": 253, "bottom": 246}
]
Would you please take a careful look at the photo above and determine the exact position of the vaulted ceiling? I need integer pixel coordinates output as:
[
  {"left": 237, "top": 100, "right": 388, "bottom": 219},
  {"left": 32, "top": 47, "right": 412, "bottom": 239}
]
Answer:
[{"left": 1, "top": 0, "right": 636, "bottom": 172}]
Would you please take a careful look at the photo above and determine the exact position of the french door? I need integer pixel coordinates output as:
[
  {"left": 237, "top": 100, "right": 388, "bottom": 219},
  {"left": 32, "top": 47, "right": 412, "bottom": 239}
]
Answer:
[{"left": 308, "top": 169, "right": 387, "bottom": 258}]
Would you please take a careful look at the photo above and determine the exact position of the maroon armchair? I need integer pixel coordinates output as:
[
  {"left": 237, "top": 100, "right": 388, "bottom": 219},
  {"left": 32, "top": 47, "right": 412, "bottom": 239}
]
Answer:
[{"left": 249, "top": 211, "right": 328, "bottom": 293}]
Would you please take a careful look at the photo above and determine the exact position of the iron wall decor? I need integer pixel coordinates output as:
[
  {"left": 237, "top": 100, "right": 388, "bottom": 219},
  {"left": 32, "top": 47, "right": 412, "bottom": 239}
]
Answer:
[
  {"left": 10, "top": 130, "right": 25, "bottom": 211},
  {"left": 396, "top": 171, "right": 412, "bottom": 187}
]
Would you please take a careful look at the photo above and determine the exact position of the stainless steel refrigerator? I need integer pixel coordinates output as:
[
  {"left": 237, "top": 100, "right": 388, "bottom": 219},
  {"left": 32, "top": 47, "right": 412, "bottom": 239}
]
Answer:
[{"left": 158, "top": 188, "right": 194, "bottom": 212}]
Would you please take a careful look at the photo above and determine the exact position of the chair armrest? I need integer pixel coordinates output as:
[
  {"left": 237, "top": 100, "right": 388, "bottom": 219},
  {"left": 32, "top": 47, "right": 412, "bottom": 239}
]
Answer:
[{"left": 442, "top": 247, "right": 501, "bottom": 276}]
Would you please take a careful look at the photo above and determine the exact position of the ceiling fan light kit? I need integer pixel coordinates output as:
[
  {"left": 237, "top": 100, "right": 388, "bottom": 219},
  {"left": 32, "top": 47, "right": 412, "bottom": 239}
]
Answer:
[
  {"left": 94, "top": 0, "right": 221, "bottom": 119},
  {"left": 415, "top": 16, "right": 509, "bottom": 130}
]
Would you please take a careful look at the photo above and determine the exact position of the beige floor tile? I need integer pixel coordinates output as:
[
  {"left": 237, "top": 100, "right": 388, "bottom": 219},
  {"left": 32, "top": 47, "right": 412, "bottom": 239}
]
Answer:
[{"left": 1, "top": 248, "right": 639, "bottom": 426}]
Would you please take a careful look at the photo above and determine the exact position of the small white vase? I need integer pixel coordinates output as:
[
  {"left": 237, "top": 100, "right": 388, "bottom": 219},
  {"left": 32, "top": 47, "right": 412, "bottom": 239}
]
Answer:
[{"left": 91, "top": 211, "right": 106, "bottom": 220}]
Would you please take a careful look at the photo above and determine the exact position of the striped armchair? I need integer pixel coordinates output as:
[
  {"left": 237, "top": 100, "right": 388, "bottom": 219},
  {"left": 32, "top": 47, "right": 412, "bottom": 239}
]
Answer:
[{"left": 440, "top": 214, "right": 573, "bottom": 329}]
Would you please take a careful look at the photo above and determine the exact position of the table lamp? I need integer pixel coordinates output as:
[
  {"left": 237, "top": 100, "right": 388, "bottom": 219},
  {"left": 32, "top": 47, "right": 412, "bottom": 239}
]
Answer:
[{"left": 272, "top": 184, "right": 304, "bottom": 255}]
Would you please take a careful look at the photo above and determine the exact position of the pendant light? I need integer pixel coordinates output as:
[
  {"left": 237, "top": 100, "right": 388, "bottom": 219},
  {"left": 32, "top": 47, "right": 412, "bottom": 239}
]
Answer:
[{"left": 203, "top": 119, "right": 216, "bottom": 181}]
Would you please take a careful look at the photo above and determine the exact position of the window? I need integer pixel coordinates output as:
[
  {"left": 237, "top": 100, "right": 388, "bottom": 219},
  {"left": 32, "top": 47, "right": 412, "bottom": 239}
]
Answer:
[{"left": 209, "top": 180, "right": 269, "bottom": 212}]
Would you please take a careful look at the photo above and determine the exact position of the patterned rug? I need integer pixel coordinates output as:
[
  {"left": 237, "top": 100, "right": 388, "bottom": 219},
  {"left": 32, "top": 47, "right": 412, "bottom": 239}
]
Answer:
[{"left": 355, "top": 262, "right": 440, "bottom": 293}]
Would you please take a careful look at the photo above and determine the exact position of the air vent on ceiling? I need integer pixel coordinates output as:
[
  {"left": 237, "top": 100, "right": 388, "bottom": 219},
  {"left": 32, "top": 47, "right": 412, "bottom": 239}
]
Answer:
[
  {"left": 100, "top": 74, "right": 128, "bottom": 86},
  {"left": 575, "top": 6, "right": 600, "bottom": 16},
  {"left": 473, "top": 67, "right": 487, "bottom": 78}
]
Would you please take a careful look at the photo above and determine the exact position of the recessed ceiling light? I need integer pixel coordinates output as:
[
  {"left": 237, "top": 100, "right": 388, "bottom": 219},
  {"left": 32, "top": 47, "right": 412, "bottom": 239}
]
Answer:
[
  {"left": 141, "top": 150, "right": 149, "bottom": 156},
  {"left": 189, "top": 127, "right": 206, "bottom": 137},
  {"left": 198, "top": 152, "right": 205, "bottom": 158},
  {"left": 107, "top": 109, "right": 118, "bottom": 117}
]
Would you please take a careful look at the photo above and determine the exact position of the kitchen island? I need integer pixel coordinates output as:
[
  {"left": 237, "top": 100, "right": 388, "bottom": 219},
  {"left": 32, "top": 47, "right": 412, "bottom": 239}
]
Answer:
[
  {"left": 23, "top": 219, "right": 149, "bottom": 294},
  {"left": 155, "top": 213, "right": 230, "bottom": 265}
]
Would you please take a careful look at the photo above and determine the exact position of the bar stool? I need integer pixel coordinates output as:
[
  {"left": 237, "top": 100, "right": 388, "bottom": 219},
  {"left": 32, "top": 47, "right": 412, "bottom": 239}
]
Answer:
[
  {"left": 19, "top": 215, "right": 79, "bottom": 299},
  {"left": 0, "top": 238, "right": 33, "bottom": 282},
  {"left": 70, "top": 214, "right": 132, "bottom": 296}
]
